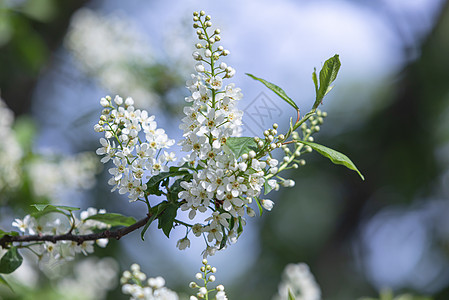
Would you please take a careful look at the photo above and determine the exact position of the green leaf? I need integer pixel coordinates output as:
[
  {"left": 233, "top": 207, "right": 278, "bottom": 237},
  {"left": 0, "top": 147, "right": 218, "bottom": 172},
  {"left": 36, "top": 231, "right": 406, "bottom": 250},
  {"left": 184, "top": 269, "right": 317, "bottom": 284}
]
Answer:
[
  {"left": 226, "top": 137, "right": 258, "bottom": 159},
  {"left": 0, "top": 230, "right": 19, "bottom": 240},
  {"left": 288, "top": 289, "right": 296, "bottom": 300},
  {"left": 31, "top": 204, "right": 79, "bottom": 212},
  {"left": 158, "top": 202, "right": 179, "bottom": 238},
  {"left": 313, "top": 54, "right": 341, "bottom": 109},
  {"left": 246, "top": 73, "right": 299, "bottom": 110},
  {"left": 312, "top": 68, "right": 319, "bottom": 95},
  {"left": 264, "top": 179, "right": 274, "bottom": 195},
  {"left": 237, "top": 217, "right": 244, "bottom": 236},
  {"left": 0, "top": 274, "right": 13, "bottom": 292},
  {"left": 85, "top": 213, "right": 136, "bottom": 227},
  {"left": 219, "top": 227, "right": 227, "bottom": 250},
  {"left": 298, "top": 141, "right": 364, "bottom": 180},
  {"left": 0, "top": 247, "right": 23, "bottom": 274},
  {"left": 30, "top": 204, "right": 52, "bottom": 211},
  {"left": 141, "top": 203, "right": 166, "bottom": 241},
  {"left": 146, "top": 165, "right": 191, "bottom": 196},
  {"left": 30, "top": 204, "right": 79, "bottom": 219},
  {"left": 30, "top": 205, "right": 66, "bottom": 219}
]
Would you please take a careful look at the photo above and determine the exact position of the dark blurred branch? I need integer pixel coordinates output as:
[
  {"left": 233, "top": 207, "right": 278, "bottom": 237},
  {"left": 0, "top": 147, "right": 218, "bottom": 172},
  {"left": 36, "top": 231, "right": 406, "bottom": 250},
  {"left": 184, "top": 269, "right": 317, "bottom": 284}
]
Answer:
[{"left": 0, "top": 214, "right": 151, "bottom": 248}]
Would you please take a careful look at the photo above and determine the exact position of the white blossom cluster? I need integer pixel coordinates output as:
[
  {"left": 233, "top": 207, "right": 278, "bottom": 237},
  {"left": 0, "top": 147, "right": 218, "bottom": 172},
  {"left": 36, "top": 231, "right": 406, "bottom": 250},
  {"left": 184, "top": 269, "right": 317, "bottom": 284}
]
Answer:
[
  {"left": 0, "top": 98, "right": 100, "bottom": 203},
  {"left": 27, "top": 152, "right": 99, "bottom": 200},
  {"left": 94, "top": 95, "right": 176, "bottom": 202},
  {"left": 0, "top": 97, "right": 23, "bottom": 191},
  {"left": 176, "top": 11, "right": 286, "bottom": 255},
  {"left": 12, "top": 207, "right": 110, "bottom": 264},
  {"left": 273, "top": 263, "right": 322, "bottom": 300},
  {"left": 189, "top": 259, "right": 228, "bottom": 300},
  {"left": 57, "top": 257, "right": 119, "bottom": 300},
  {"left": 121, "top": 263, "right": 179, "bottom": 300}
]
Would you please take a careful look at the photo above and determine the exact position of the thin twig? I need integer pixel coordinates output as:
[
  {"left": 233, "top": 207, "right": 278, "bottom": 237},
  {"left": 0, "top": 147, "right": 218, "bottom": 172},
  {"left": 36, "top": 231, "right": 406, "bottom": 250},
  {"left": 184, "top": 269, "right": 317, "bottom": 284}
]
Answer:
[{"left": 0, "top": 214, "right": 151, "bottom": 248}]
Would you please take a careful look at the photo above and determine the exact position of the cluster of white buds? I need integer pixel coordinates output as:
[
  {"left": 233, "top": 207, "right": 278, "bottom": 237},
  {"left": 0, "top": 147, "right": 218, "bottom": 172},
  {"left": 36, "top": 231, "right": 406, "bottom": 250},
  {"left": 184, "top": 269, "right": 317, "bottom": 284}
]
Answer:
[
  {"left": 95, "top": 95, "right": 176, "bottom": 202},
  {"left": 121, "top": 263, "right": 178, "bottom": 300},
  {"left": 278, "top": 110, "right": 327, "bottom": 175},
  {"left": 11, "top": 207, "right": 110, "bottom": 264},
  {"left": 189, "top": 259, "right": 227, "bottom": 300}
]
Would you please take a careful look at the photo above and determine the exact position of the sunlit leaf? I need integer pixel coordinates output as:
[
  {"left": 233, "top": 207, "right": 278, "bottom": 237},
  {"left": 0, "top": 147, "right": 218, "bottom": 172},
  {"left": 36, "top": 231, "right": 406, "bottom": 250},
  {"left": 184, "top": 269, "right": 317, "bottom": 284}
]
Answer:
[
  {"left": 246, "top": 73, "right": 299, "bottom": 110},
  {"left": 298, "top": 141, "right": 364, "bottom": 180},
  {"left": 313, "top": 54, "right": 341, "bottom": 109}
]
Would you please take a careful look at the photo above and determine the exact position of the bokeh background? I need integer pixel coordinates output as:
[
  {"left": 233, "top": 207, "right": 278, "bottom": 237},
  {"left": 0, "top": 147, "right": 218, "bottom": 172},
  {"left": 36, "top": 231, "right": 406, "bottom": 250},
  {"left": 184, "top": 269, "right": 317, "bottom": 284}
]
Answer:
[{"left": 1, "top": 0, "right": 449, "bottom": 299}]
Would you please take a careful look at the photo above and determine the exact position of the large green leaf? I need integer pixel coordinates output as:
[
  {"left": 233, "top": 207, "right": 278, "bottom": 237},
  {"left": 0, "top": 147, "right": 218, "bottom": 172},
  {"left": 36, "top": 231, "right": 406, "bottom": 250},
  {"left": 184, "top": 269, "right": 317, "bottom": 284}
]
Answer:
[
  {"left": 246, "top": 73, "right": 299, "bottom": 110},
  {"left": 226, "top": 137, "right": 258, "bottom": 159},
  {"left": 85, "top": 213, "right": 136, "bottom": 227},
  {"left": 158, "top": 202, "right": 179, "bottom": 238},
  {"left": 0, "top": 247, "right": 23, "bottom": 274},
  {"left": 298, "top": 141, "right": 364, "bottom": 180},
  {"left": 146, "top": 165, "right": 191, "bottom": 196},
  {"left": 313, "top": 54, "right": 341, "bottom": 109}
]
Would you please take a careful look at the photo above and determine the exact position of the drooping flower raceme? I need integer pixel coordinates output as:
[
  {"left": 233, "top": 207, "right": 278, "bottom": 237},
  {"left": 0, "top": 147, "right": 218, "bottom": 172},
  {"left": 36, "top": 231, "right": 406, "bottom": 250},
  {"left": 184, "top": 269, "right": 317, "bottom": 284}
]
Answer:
[
  {"left": 11, "top": 207, "right": 111, "bottom": 265},
  {"left": 121, "top": 263, "right": 179, "bottom": 300},
  {"left": 175, "top": 11, "right": 298, "bottom": 255},
  {"left": 94, "top": 96, "right": 176, "bottom": 202}
]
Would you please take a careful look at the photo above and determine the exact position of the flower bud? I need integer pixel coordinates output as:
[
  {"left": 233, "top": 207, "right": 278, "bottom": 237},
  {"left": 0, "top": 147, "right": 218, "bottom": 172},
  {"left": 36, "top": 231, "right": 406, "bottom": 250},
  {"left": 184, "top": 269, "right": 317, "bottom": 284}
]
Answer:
[
  {"left": 261, "top": 199, "right": 274, "bottom": 211},
  {"left": 195, "top": 63, "right": 205, "bottom": 73},
  {"left": 192, "top": 51, "right": 202, "bottom": 60},
  {"left": 249, "top": 150, "right": 256, "bottom": 158}
]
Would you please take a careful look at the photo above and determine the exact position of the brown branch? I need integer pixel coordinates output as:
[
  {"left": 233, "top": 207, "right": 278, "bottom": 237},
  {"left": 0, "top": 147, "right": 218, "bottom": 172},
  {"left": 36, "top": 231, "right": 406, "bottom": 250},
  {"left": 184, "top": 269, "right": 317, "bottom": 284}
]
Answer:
[{"left": 0, "top": 214, "right": 151, "bottom": 249}]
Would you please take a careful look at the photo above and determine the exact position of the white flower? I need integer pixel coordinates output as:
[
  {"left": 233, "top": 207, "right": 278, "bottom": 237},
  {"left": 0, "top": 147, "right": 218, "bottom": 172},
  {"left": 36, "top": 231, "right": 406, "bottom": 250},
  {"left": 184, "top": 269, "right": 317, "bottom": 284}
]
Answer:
[
  {"left": 261, "top": 199, "right": 274, "bottom": 211},
  {"left": 12, "top": 215, "right": 35, "bottom": 233},
  {"left": 176, "top": 237, "right": 191, "bottom": 250}
]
